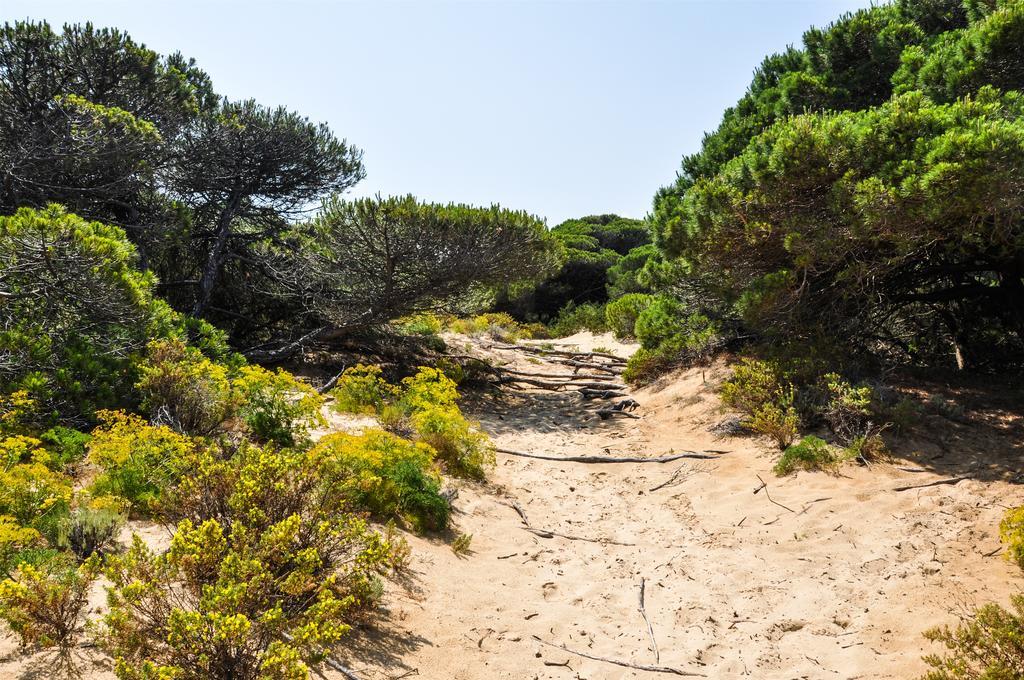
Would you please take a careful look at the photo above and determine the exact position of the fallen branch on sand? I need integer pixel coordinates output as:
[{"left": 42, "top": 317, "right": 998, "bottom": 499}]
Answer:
[
  {"left": 596, "top": 408, "right": 640, "bottom": 420},
  {"left": 505, "top": 500, "right": 634, "bottom": 546},
  {"left": 893, "top": 475, "right": 969, "bottom": 492},
  {"left": 638, "top": 578, "right": 660, "bottom": 663},
  {"left": 754, "top": 475, "right": 795, "bottom": 513},
  {"left": 490, "top": 343, "right": 627, "bottom": 364},
  {"left": 496, "top": 448, "right": 723, "bottom": 464},
  {"left": 532, "top": 636, "right": 705, "bottom": 676}
]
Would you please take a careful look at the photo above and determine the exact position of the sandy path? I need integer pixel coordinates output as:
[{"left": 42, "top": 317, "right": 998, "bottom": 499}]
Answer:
[{"left": 342, "top": 334, "right": 1024, "bottom": 680}]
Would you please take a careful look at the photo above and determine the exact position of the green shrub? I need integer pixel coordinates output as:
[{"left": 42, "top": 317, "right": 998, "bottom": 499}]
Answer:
[
  {"left": 751, "top": 397, "right": 801, "bottom": 451},
  {"left": 87, "top": 411, "right": 194, "bottom": 514},
  {"left": 920, "top": 593, "right": 1024, "bottom": 679},
  {"left": 721, "top": 358, "right": 801, "bottom": 448},
  {"left": 634, "top": 296, "right": 688, "bottom": 349},
  {"left": 38, "top": 426, "right": 91, "bottom": 472},
  {"left": 331, "top": 364, "right": 396, "bottom": 414},
  {"left": 549, "top": 302, "right": 609, "bottom": 337},
  {"left": 1000, "top": 506, "right": 1024, "bottom": 571},
  {"left": 398, "top": 312, "right": 444, "bottom": 337},
  {"left": 310, "top": 430, "right": 449, "bottom": 531},
  {"left": 136, "top": 339, "right": 236, "bottom": 436},
  {"left": 605, "top": 293, "right": 654, "bottom": 339},
  {"left": 0, "top": 555, "right": 99, "bottom": 673},
  {"left": 57, "top": 505, "right": 124, "bottom": 560},
  {"left": 233, "top": 365, "right": 325, "bottom": 447},
  {"left": 774, "top": 435, "right": 838, "bottom": 475},
  {"left": 100, "top": 441, "right": 398, "bottom": 680},
  {"left": 821, "top": 373, "right": 876, "bottom": 444}
]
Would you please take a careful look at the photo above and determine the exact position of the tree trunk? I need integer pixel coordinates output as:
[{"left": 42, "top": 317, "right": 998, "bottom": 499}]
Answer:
[{"left": 192, "top": 194, "right": 241, "bottom": 317}]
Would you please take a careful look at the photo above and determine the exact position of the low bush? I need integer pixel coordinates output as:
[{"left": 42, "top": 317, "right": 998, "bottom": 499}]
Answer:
[
  {"left": 57, "top": 505, "right": 124, "bottom": 560},
  {"left": 605, "top": 293, "right": 654, "bottom": 340},
  {"left": 0, "top": 555, "right": 99, "bottom": 673},
  {"left": 332, "top": 365, "right": 397, "bottom": 414},
  {"left": 1000, "top": 506, "right": 1024, "bottom": 571},
  {"left": 233, "top": 365, "right": 325, "bottom": 447},
  {"left": 86, "top": 411, "right": 194, "bottom": 514},
  {"left": 310, "top": 431, "right": 449, "bottom": 531},
  {"left": 773, "top": 436, "right": 838, "bottom": 475},
  {"left": 38, "top": 426, "right": 90, "bottom": 472},
  {"left": 549, "top": 302, "right": 608, "bottom": 337},
  {"left": 136, "top": 339, "right": 235, "bottom": 435},
  {"left": 920, "top": 593, "right": 1024, "bottom": 679},
  {"left": 721, "top": 359, "right": 801, "bottom": 449},
  {"left": 820, "top": 373, "right": 876, "bottom": 445},
  {"left": 447, "top": 312, "right": 536, "bottom": 342},
  {"left": 100, "top": 440, "right": 398, "bottom": 680}
]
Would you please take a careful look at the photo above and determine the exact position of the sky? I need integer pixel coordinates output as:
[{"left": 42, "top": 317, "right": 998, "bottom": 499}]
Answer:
[{"left": 5, "top": 0, "right": 874, "bottom": 225}]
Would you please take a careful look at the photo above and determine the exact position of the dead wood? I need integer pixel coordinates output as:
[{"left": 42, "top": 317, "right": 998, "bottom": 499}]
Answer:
[
  {"left": 754, "top": 475, "right": 795, "bottom": 513},
  {"left": 531, "top": 636, "right": 705, "bottom": 676},
  {"left": 596, "top": 408, "right": 640, "bottom": 420},
  {"left": 638, "top": 578, "right": 660, "bottom": 663},
  {"left": 580, "top": 388, "right": 629, "bottom": 400},
  {"left": 504, "top": 500, "right": 634, "bottom": 546},
  {"left": 496, "top": 448, "right": 723, "bottom": 464},
  {"left": 893, "top": 475, "right": 969, "bottom": 492},
  {"left": 490, "top": 343, "right": 626, "bottom": 364}
]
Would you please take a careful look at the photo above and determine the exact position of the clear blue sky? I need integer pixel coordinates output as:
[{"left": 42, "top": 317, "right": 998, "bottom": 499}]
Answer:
[{"left": 6, "top": 0, "right": 873, "bottom": 225}]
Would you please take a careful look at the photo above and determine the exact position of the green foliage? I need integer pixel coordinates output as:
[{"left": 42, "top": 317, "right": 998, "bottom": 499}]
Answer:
[
  {"left": 0, "top": 206, "right": 167, "bottom": 423},
  {"left": 100, "top": 441, "right": 397, "bottom": 680},
  {"left": 493, "top": 214, "right": 653, "bottom": 323},
  {"left": 233, "top": 365, "right": 325, "bottom": 448},
  {"left": 310, "top": 431, "right": 449, "bottom": 532},
  {"left": 622, "top": 302, "right": 721, "bottom": 385},
  {"left": 721, "top": 359, "right": 800, "bottom": 449},
  {"left": 447, "top": 313, "right": 537, "bottom": 342},
  {"left": 651, "top": 3, "right": 1024, "bottom": 371},
  {"left": 549, "top": 302, "right": 609, "bottom": 337},
  {"left": 999, "top": 506, "right": 1024, "bottom": 570},
  {"left": 87, "top": 411, "right": 194, "bottom": 514},
  {"left": 0, "top": 555, "right": 99, "bottom": 672},
  {"left": 605, "top": 293, "right": 655, "bottom": 340},
  {"left": 136, "top": 339, "right": 235, "bottom": 436},
  {"left": 774, "top": 435, "right": 838, "bottom": 475},
  {"left": 451, "top": 533, "right": 473, "bottom": 556},
  {"left": 331, "top": 365, "right": 397, "bottom": 415},
  {"left": 56, "top": 505, "right": 124, "bottom": 560},
  {"left": 920, "top": 593, "right": 1024, "bottom": 679},
  {"left": 38, "top": 426, "right": 90, "bottom": 472},
  {"left": 399, "top": 368, "right": 494, "bottom": 480}
]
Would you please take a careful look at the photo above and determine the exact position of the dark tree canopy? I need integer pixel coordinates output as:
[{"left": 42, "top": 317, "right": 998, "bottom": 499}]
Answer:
[{"left": 652, "top": 0, "right": 1024, "bottom": 370}]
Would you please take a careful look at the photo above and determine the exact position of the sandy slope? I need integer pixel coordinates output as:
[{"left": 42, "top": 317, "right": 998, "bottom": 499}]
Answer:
[
  {"left": 1, "top": 332, "right": 1021, "bottom": 679},
  {"left": 338, "top": 333, "right": 1024, "bottom": 680}
]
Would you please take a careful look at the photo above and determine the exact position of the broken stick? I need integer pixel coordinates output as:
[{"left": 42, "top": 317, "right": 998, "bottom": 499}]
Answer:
[
  {"left": 638, "top": 577, "right": 660, "bottom": 663},
  {"left": 496, "top": 448, "right": 723, "bottom": 464},
  {"left": 893, "top": 475, "right": 969, "bottom": 492},
  {"left": 532, "top": 636, "right": 704, "bottom": 676},
  {"left": 505, "top": 500, "right": 634, "bottom": 546},
  {"left": 754, "top": 474, "right": 795, "bottom": 513}
]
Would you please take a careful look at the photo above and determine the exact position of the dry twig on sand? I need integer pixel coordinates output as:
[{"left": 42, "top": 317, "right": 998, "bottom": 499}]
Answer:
[
  {"left": 638, "top": 578, "right": 660, "bottom": 663},
  {"left": 893, "top": 475, "right": 969, "bottom": 492},
  {"left": 497, "top": 448, "right": 724, "bottom": 464},
  {"left": 532, "top": 636, "right": 705, "bottom": 676},
  {"left": 504, "top": 500, "right": 635, "bottom": 546},
  {"left": 754, "top": 475, "right": 795, "bottom": 513}
]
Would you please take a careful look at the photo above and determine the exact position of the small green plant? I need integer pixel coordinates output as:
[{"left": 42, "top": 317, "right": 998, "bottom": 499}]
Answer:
[
  {"left": 721, "top": 359, "right": 801, "bottom": 448},
  {"left": 774, "top": 435, "right": 838, "bottom": 475},
  {"left": 451, "top": 533, "right": 472, "bottom": 556},
  {"left": 38, "top": 427, "right": 91, "bottom": 472},
  {"left": 57, "top": 505, "right": 124, "bottom": 560},
  {"left": 920, "top": 593, "right": 1024, "bottom": 679},
  {"left": 549, "top": 302, "right": 609, "bottom": 337},
  {"left": 310, "top": 431, "right": 450, "bottom": 532},
  {"left": 821, "top": 373, "right": 875, "bottom": 444},
  {"left": 1000, "top": 506, "right": 1024, "bottom": 570},
  {"left": 332, "top": 364, "right": 397, "bottom": 414},
  {"left": 605, "top": 293, "right": 654, "bottom": 339},
  {"left": 0, "top": 555, "right": 99, "bottom": 674},
  {"left": 233, "top": 365, "right": 325, "bottom": 447}
]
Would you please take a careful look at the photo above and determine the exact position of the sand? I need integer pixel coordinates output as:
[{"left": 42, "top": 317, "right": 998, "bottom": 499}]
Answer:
[
  {"left": 1, "top": 331, "right": 1021, "bottom": 679},
  {"left": 334, "top": 332, "right": 1024, "bottom": 679}
]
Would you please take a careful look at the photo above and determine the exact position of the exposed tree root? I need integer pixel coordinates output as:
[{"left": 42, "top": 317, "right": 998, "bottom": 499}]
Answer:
[
  {"left": 504, "top": 500, "right": 635, "bottom": 546},
  {"left": 497, "top": 448, "right": 723, "bottom": 464},
  {"left": 893, "top": 475, "right": 969, "bottom": 492}
]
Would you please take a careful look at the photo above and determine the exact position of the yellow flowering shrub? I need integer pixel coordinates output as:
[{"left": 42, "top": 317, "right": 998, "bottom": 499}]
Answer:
[
  {"left": 101, "top": 441, "right": 396, "bottom": 680},
  {"left": 87, "top": 410, "right": 194, "bottom": 513},
  {"left": 1000, "top": 506, "right": 1024, "bottom": 571},
  {"left": 0, "top": 555, "right": 99, "bottom": 673},
  {"left": 136, "top": 339, "right": 235, "bottom": 435},
  {"left": 232, "top": 365, "right": 325, "bottom": 447},
  {"left": 310, "top": 431, "right": 449, "bottom": 531},
  {"left": 331, "top": 364, "right": 396, "bottom": 414}
]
